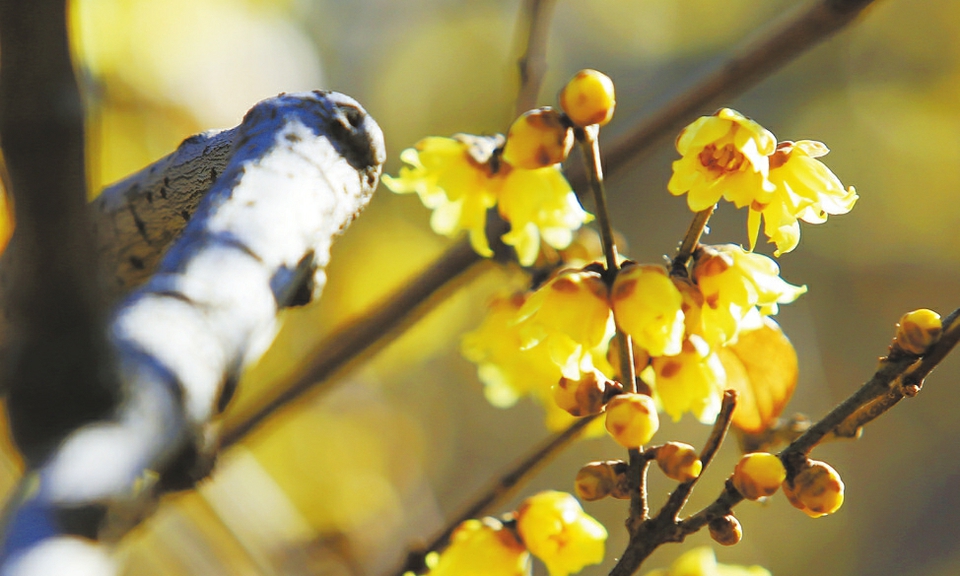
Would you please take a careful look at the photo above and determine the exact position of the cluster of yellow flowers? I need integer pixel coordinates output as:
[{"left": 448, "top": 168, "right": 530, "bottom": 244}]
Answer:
[
  {"left": 668, "top": 108, "right": 858, "bottom": 256},
  {"left": 643, "top": 546, "right": 771, "bottom": 576},
  {"left": 463, "top": 243, "right": 805, "bottom": 439},
  {"left": 421, "top": 491, "right": 606, "bottom": 576}
]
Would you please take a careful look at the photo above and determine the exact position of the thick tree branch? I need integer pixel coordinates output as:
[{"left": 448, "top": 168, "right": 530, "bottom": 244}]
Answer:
[{"left": 0, "top": 91, "right": 385, "bottom": 576}]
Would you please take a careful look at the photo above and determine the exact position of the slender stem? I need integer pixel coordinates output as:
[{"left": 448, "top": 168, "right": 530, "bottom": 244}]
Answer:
[
  {"left": 578, "top": 126, "right": 619, "bottom": 272},
  {"left": 393, "top": 415, "right": 599, "bottom": 576},
  {"left": 514, "top": 0, "right": 556, "bottom": 117},
  {"left": 671, "top": 206, "right": 715, "bottom": 275}
]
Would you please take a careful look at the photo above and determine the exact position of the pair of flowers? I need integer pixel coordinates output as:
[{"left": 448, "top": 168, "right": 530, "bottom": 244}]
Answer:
[{"left": 669, "top": 108, "right": 858, "bottom": 256}]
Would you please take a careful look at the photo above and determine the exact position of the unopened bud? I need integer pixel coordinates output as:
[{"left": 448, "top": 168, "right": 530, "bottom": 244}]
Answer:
[
  {"left": 895, "top": 308, "right": 942, "bottom": 355},
  {"left": 782, "top": 459, "right": 845, "bottom": 518},
  {"left": 554, "top": 370, "right": 611, "bottom": 417},
  {"left": 501, "top": 107, "right": 573, "bottom": 169},
  {"left": 656, "top": 442, "right": 702, "bottom": 483},
  {"left": 732, "top": 452, "right": 786, "bottom": 500},
  {"left": 560, "top": 69, "right": 616, "bottom": 127},
  {"left": 708, "top": 515, "right": 742, "bottom": 546},
  {"left": 574, "top": 461, "right": 616, "bottom": 501},
  {"left": 604, "top": 393, "right": 659, "bottom": 448}
]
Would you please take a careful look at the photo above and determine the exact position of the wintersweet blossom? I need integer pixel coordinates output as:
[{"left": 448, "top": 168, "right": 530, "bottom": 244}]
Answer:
[
  {"left": 650, "top": 336, "right": 726, "bottom": 423},
  {"left": 515, "top": 491, "right": 607, "bottom": 576},
  {"left": 498, "top": 165, "right": 592, "bottom": 266},
  {"left": 426, "top": 518, "right": 530, "bottom": 576},
  {"left": 667, "top": 108, "right": 776, "bottom": 212},
  {"left": 514, "top": 270, "right": 615, "bottom": 380},
  {"left": 750, "top": 140, "right": 859, "bottom": 255},
  {"left": 643, "top": 546, "right": 771, "bottom": 576},
  {"left": 692, "top": 244, "right": 806, "bottom": 346},
  {"left": 383, "top": 134, "right": 591, "bottom": 267},
  {"left": 610, "top": 264, "right": 685, "bottom": 357},
  {"left": 382, "top": 136, "right": 500, "bottom": 258},
  {"left": 461, "top": 294, "right": 609, "bottom": 433}
]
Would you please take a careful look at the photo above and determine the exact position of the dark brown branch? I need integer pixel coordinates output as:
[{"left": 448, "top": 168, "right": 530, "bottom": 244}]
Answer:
[
  {"left": 0, "top": 0, "right": 120, "bottom": 465},
  {"left": 671, "top": 207, "right": 715, "bottom": 276}
]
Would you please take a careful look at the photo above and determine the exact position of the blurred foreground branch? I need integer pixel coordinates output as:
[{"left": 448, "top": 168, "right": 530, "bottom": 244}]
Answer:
[{"left": 0, "top": 91, "right": 385, "bottom": 576}]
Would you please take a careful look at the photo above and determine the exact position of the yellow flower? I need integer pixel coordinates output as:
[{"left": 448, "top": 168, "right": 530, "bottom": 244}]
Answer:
[
  {"left": 427, "top": 518, "right": 531, "bottom": 576},
  {"left": 749, "top": 140, "right": 858, "bottom": 255},
  {"left": 650, "top": 336, "right": 726, "bottom": 423},
  {"left": 643, "top": 546, "right": 771, "bottom": 576},
  {"left": 498, "top": 165, "right": 592, "bottom": 266},
  {"left": 382, "top": 135, "right": 500, "bottom": 257},
  {"left": 692, "top": 244, "right": 806, "bottom": 346},
  {"left": 610, "top": 264, "right": 685, "bottom": 357},
  {"left": 515, "top": 491, "right": 607, "bottom": 576},
  {"left": 668, "top": 108, "right": 776, "bottom": 212},
  {"left": 461, "top": 293, "right": 609, "bottom": 434},
  {"left": 515, "top": 269, "right": 615, "bottom": 380},
  {"left": 384, "top": 134, "right": 591, "bottom": 267},
  {"left": 462, "top": 294, "right": 562, "bottom": 408}
]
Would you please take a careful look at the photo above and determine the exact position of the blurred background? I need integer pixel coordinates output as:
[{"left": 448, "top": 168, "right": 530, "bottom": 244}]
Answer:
[{"left": 3, "top": 0, "right": 958, "bottom": 574}]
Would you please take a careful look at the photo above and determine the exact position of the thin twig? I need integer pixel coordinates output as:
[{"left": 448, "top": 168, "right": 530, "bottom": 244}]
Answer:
[
  {"left": 833, "top": 308, "right": 960, "bottom": 438},
  {"left": 226, "top": 0, "right": 880, "bottom": 446},
  {"left": 612, "top": 391, "right": 738, "bottom": 575},
  {"left": 671, "top": 206, "right": 715, "bottom": 276},
  {"left": 393, "top": 415, "right": 599, "bottom": 576},
  {"left": 514, "top": 0, "right": 557, "bottom": 117}
]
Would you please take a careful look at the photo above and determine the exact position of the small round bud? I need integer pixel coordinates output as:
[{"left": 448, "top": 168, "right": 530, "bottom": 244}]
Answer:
[
  {"left": 554, "top": 370, "right": 611, "bottom": 417},
  {"left": 708, "top": 514, "right": 742, "bottom": 546},
  {"left": 732, "top": 452, "right": 786, "bottom": 500},
  {"left": 560, "top": 69, "right": 616, "bottom": 127},
  {"left": 604, "top": 393, "right": 659, "bottom": 448},
  {"left": 782, "top": 459, "right": 845, "bottom": 518},
  {"left": 501, "top": 107, "right": 573, "bottom": 169},
  {"left": 656, "top": 442, "right": 702, "bottom": 483},
  {"left": 895, "top": 308, "right": 942, "bottom": 355},
  {"left": 574, "top": 461, "right": 616, "bottom": 501}
]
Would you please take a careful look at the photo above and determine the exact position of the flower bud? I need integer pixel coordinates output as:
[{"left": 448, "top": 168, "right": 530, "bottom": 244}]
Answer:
[
  {"left": 782, "top": 459, "right": 845, "bottom": 518},
  {"left": 560, "top": 69, "right": 616, "bottom": 127},
  {"left": 656, "top": 442, "right": 702, "bottom": 482},
  {"left": 708, "top": 514, "right": 743, "bottom": 546},
  {"left": 574, "top": 461, "right": 617, "bottom": 501},
  {"left": 732, "top": 452, "right": 786, "bottom": 500},
  {"left": 554, "top": 369, "right": 611, "bottom": 417},
  {"left": 895, "top": 308, "right": 942, "bottom": 355},
  {"left": 604, "top": 393, "right": 659, "bottom": 448},
  {"left": 502, "top": 107, "right": 573, "bottom": 169}
]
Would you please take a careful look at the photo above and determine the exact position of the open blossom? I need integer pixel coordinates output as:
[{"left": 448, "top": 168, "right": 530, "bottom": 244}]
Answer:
[
  {"left": 693, "top": 244, "right": 806, "bottom": 346},
  {"left": 498, "top": 165, "right": 592, "bottom": 266},
  {"left": 610, "top": 264, "right": 685, "bottom": 357},
  {"left": 426, "top": 518, "right": 530, "bottom": 576},
  {"left": 514, "top": 269, "right": 615, "bottom": 380},
  {"left": 667, "top": 108, "right": 776, "bottom": 212},
  {"left": 382, "top": 136, "right": 499, "bottom": 258},
  {"left": 515, "top": 491, "right": 607, "bottom": 576},
  {"left": 749, "top": 140, "right": 859, "bottom": 255},
  {"left": 650, "top": 336, "right": 726, "bottom": 423},
  {"left": 383, "top": 134, "right": 591, "bottom": 267}
]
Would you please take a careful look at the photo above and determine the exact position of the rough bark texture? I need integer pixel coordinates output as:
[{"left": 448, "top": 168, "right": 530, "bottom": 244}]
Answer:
[{"left": 0, "top": 90, "right": 385, "bottom": 576}]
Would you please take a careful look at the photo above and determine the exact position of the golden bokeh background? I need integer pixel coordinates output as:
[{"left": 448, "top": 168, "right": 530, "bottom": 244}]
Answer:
[{"left": 4, "top": 0, "right": 960, "bottom": 574}]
